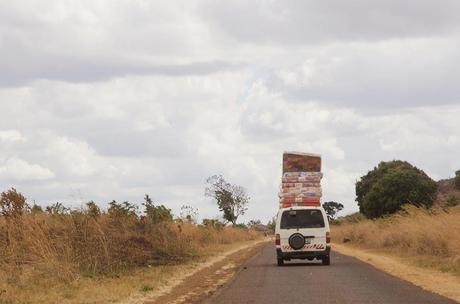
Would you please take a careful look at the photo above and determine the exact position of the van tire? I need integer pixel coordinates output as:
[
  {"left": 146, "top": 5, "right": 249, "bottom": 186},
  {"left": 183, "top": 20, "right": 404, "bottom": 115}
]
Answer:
[
  {"left": 277, "top": 258, "right": 284, "bottom": 266},
  {"left": 322, "top": 255, "right": 330, "bottom": 266}
]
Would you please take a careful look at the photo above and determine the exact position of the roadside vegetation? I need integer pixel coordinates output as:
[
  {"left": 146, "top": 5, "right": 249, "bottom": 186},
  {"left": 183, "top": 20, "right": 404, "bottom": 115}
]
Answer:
[
  {"left": 333, "top": 160, "right": 460, "bottom": 276},
  {"left": 0, "top": 182, "right": 263, "bottom": 304},
  {"left": 333, "top": 205, "right": 460, "bottom": 274}
]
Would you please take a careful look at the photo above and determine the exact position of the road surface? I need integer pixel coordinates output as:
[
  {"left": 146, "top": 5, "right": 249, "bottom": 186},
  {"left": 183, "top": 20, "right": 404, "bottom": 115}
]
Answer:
[{"left": 205, "top": 243, "right": 456, "bottom": 304}]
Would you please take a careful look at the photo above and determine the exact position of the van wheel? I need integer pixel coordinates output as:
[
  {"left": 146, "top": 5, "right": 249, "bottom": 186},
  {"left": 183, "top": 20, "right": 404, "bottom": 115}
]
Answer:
[
  {"left": 277, "top": 258, "right": 284, "bottom": 266},
  {"left": 322, "top": 255, "right": 330, "bottom": 266}
]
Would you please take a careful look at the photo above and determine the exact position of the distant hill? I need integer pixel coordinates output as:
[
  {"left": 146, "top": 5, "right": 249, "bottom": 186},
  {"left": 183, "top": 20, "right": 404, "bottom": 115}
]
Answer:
[{"left": 436, "top": 178, "right": 460, "bottom": 206}]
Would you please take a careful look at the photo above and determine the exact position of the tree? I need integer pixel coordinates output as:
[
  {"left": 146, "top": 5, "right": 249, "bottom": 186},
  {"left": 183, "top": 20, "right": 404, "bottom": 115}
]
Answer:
[
  {"left": 143, "top": 194, "right": 172, "bottom": 224},
  {"left": 455, "top": 170, "right": 460, "bottom": 190},
  {"left": 322, "top": 201, "right": 344, "bottom": 220},
  {"left": 108, "top": 200, "right": 138, "bottom": 218},
  {"left": 356, "top": 160, "right": 437, "bottom": 218},
  {"left": 180, "top": 205, "right": 198, "bottom": 223},
  {"left": 86, "top": 201, "right": 101, "bottom": 218},
  {"left": 205, "top": 175, "right": 249, "bottom": 225},
  {"left": 0, "top": 188, "right": 27, "bottom": 217}
]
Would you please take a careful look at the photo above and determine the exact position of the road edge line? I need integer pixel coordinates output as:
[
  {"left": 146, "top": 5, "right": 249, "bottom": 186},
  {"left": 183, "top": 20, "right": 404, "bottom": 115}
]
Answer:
[{"left": 333, "top": 243, "right": 460, "bottom": 303}]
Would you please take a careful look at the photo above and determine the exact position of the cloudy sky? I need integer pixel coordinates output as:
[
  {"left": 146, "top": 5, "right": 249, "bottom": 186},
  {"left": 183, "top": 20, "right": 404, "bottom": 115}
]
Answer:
[{"left": 1, "top": 0, "right": 460, "bottom": 222}]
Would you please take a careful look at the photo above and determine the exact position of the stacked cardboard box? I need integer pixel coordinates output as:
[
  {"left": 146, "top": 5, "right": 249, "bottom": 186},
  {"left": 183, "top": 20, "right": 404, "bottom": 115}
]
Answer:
[{"left": 279, "top": 152, "right": 322, "bottom": 208}]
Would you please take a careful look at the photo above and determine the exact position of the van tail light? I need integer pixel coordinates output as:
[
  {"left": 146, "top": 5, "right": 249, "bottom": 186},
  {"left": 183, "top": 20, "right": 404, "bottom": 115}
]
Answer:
[
  {"left": 326, "top": 232, "right": 331, "bottom": 244},
  {"left": 275, "top": 234, "right": 280, "bottom": 246}
]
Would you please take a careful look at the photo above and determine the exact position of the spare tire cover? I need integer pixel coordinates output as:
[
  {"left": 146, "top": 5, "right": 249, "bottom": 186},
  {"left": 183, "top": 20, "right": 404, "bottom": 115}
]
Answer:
[{"left": 289, "top": 233, "right": 305, "bottom": 250}]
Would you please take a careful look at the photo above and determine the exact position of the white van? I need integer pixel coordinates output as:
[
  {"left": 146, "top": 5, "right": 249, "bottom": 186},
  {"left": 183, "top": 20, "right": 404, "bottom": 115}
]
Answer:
[{"left": 275, "top": 206, "right": 331, "bottom": 266}]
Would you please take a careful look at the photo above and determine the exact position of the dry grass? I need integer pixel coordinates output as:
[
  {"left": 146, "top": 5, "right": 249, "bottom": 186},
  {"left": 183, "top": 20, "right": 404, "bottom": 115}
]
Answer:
[
  {"left": 0, "top": 211, "right": 260, "bottom": 304},
  {"left": 332, "top": 205, "right": 460, "bottom": 275}
]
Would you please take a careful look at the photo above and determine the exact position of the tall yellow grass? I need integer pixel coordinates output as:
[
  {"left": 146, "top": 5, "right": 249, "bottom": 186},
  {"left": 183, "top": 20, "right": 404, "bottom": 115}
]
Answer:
[
  {"left": 332, "top": 205, "right": 460, "bottom": 274},
  {"left": 0, "top": 211, "right": 260, "bottom": 285}
]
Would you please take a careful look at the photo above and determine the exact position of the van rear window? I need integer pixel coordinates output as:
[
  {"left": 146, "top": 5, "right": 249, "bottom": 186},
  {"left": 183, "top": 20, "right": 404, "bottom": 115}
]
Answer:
[{"left": 280, "top": 210, "right": 325, "bottom": 229}]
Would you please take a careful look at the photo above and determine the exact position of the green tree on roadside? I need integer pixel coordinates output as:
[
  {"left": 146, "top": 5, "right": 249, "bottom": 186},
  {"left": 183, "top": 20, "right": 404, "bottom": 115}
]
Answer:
[
  {"left": 205, "top": 175, "right": 249, "bottom": 225},
  {"left": 356, "top": 160, "right": 437, "bottom": 218},
  {"left": 108, "top": 200, "right": 138, "bottom": 218},
  {"left": 322, "top": 201, "right": 344, "bottom": 221},
  {"left": 86, "top": 201, "right": 101, "bottom": 218},
  {"left": 143, "top": 194, "right": 173, "bottom": 224}
]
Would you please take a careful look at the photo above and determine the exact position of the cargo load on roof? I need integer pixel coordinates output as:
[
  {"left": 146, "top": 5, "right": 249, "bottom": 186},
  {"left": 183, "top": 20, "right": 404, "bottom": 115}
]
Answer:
[
  {"left": 282, "top": 152, "right": 321, "bottom": 173},
  {"left": 279, "top": 152, "right": 322, "bottom": 208}
]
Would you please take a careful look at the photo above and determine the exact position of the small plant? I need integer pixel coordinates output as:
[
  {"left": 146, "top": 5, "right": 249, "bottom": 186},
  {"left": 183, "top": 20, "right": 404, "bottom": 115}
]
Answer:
[{"left": 140, "top": 284, "right": 154, "bottom": 292}]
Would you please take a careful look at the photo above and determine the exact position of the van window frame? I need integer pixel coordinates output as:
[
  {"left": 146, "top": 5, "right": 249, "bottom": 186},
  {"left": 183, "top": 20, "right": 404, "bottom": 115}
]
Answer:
[{"left": 280, "top": 209, "right": 325, "bottom": 229}]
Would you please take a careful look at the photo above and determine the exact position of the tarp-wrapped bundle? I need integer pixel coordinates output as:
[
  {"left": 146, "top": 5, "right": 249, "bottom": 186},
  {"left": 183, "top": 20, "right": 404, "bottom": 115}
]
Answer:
[
  {"left": 283, "top": 152, "right": 321, "bottom": 173},
  {"left": 279, "top": 152, "right": 322, "bottom": 208}
]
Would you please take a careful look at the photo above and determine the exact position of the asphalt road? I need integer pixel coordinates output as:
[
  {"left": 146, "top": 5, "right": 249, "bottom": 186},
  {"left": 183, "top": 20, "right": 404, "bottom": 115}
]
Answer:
[{"left": 206, "top": 243, "right": 456, "bottom": 304}]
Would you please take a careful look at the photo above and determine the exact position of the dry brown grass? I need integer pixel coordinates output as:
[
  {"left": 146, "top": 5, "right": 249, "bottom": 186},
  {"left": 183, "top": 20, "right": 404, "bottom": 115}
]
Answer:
[
  {"left": 0, "top": 210, "right": 260, "bottom": 304},
  {"left": 332, "top": 205, "right": 460, "bottom": 275}
]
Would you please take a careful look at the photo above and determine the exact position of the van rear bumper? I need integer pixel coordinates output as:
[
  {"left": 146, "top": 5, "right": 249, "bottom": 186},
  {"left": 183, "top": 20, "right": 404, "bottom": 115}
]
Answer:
[{"left": 276, "top": 246, "right": 330, "bottom": 260}]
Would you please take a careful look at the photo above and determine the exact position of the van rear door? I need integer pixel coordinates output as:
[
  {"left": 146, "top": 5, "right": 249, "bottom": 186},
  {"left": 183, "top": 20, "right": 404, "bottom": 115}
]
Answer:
[{"left": 279, "top": 209, "right": 327, "bottom": 251}]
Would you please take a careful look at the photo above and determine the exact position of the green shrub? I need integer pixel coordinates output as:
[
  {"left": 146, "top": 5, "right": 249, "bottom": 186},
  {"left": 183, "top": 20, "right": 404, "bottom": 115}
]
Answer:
[
  {"left": 143, "top": 195, "right": 172, "bottom": 224},
  {"left": 356, "top": 160, "right": 437, "bottom": 218},
  {"left": 107, "top": 200, "right": 138, "bottom": 218}
]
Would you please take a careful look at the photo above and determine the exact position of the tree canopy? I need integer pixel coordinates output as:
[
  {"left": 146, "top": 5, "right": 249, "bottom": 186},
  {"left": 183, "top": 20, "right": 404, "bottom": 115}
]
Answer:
[
  {"left": 205, "top": 175, "right": 249, "bottom": 225},
  {"left": 322, "top": 201, "right": 344, "bottom": 220},
  {"left": 356, "top": 160, "right": 437, "bottom": 218}
]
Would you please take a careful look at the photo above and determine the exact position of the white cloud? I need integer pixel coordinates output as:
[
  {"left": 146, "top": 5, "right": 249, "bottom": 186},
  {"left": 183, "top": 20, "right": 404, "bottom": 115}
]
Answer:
[
  {"left": 0, "top": 158, "right": 55, "bottom": 181},
  {"left": 0, "top": 130, "right": 26, "bottom": 143}
]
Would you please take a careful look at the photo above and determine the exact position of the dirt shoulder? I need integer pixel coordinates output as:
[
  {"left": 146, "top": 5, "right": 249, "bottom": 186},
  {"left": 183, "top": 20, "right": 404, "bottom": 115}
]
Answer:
[
  {"left": 333, "top": 243, "right": 460, "bottom": 303},
  {"left": 122, "top": 238, "right": 269, "bottom": 304}
]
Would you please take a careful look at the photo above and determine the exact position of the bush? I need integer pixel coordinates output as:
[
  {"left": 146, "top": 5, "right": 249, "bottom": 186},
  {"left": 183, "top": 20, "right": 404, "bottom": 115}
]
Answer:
[
  {"left": 108, "top": 200, "right": 138, "bottom": 218},
  {"left": 0, "top": 188, "right": 27, "bottom": 217},
  {"left": 202, "top": 218, "right": 225, "bottom": 229},
  {"left": 85, "top": 201, "right": 101, "bottom": 218},
  {"left": 356, "top": 160, "right": 437, "bottom": 218},
  {"left": 143, "top": 195, "right": 172, "bottom": 224}
]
